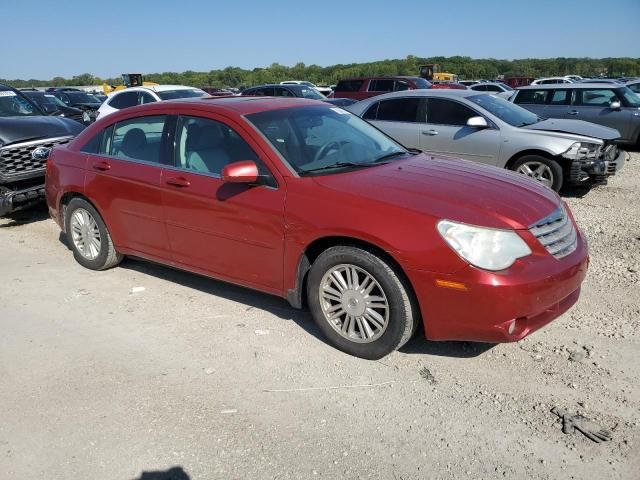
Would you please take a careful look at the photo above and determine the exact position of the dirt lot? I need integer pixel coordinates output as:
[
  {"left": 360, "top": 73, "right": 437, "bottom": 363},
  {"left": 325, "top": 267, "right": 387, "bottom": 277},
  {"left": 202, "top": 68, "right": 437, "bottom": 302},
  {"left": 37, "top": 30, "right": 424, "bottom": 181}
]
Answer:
[{"left": 1, "top": 153, "right": 639, "bottom": 480}]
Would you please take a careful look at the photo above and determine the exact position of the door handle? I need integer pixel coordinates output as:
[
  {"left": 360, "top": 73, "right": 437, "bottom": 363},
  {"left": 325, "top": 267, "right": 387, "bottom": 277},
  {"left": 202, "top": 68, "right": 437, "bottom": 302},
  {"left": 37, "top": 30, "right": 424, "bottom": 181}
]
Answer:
[
  {"left": 165, "top": 177, "right": 191, "bottom": 188},
  {"left": 422, "top": 129, "right": 439, "bottom": 136},
  {"left": 567, "top": 110, "right": 579, "bottom": 116},
  {"left": 92, "top": 161, "right": 111, "bottom": 171}
]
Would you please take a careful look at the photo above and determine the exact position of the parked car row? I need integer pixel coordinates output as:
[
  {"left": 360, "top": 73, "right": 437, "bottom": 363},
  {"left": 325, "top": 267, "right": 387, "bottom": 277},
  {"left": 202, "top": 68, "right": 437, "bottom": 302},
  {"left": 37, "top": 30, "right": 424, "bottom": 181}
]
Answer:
[{"left": 2, "top": 69, "right": 636, "bottom": 360}]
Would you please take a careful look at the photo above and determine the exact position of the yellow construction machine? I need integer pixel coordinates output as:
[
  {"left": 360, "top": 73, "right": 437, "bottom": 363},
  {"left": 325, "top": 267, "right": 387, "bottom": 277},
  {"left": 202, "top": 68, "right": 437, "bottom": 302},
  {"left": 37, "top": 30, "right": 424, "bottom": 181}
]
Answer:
[{"left": 102, "top": 74, "right": 158, "bottom": 95}]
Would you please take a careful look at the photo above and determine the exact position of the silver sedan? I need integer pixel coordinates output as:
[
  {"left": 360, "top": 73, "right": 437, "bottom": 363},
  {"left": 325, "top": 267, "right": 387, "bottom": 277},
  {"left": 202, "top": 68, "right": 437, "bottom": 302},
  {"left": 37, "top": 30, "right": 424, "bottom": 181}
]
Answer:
[{"left": 346, "top": 90, "right": 625, "bottom": 191}]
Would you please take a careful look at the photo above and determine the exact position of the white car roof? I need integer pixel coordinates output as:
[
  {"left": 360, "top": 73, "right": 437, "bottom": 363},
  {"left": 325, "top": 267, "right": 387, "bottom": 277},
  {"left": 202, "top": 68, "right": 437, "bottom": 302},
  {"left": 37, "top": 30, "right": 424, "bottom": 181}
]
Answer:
[{"left": 108, "top": 85, "right": 200, "bottom": 96}]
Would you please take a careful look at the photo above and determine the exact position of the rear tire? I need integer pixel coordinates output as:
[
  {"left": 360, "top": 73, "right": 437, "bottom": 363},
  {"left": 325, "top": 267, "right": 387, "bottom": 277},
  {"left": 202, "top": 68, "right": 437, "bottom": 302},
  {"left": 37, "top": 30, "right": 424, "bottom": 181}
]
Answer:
[
  {"left": 511, "top": 154, "right": 563, "bottom": 191},
  {"left": 306, "top": 246, "right": 417, "bottom": 360},
  {"left": 64, "top": 198, "right": 122, "bottom": 271}
]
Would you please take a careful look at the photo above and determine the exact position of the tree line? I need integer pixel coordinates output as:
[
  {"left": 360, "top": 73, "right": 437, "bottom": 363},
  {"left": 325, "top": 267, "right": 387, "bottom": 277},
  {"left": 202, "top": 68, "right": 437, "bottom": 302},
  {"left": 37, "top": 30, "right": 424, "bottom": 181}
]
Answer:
[{"left": 3, "top": 56, "right": 639, "bottom": 89}]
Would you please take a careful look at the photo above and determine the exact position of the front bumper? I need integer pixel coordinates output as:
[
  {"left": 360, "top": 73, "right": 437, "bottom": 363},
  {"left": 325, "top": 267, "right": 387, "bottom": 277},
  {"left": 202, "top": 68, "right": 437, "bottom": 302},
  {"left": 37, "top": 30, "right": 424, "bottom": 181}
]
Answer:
[
  {"left": 567, "top": 149, "right": 626, "bottom": 184},
  {"left": 0, "top": 184, "right": 46, "bottom": 217},
  {"left": 406, "top": 234, "right": 589, "bottom": 343}
]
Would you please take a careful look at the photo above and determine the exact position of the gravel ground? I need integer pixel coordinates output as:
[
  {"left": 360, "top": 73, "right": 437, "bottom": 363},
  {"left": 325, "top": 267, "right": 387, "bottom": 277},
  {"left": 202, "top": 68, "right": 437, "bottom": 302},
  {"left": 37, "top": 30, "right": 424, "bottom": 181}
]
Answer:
[{"left": 1, "top": 153, "right": 639, "bottom": 480}]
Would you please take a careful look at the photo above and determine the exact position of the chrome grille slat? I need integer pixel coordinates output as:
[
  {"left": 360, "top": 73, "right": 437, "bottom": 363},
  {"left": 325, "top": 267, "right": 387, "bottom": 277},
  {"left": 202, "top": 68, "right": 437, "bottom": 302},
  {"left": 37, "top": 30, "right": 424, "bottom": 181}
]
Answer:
[
  {"left": 538, "top": 219, "right": 573, "bottom": 247},
  {"left": 529, "top": 207, "right": 578, "bottom": 259},
  {"left": 0, "top": 136, "right": 72, "bottom": 179}
]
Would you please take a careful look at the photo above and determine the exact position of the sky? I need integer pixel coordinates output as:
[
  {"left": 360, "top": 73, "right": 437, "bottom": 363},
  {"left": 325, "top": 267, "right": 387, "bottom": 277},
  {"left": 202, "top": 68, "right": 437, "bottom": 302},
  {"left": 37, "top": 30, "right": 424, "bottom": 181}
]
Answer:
[{"left": 4, "top": 0, "right": 640, "bottom": 79}]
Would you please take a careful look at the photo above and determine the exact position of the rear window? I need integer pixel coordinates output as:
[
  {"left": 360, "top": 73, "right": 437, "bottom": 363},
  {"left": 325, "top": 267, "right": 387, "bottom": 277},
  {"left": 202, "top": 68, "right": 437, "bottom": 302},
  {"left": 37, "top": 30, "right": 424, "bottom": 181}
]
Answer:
[
  {"left": 514, "top": 89, "right": 550, "bottom": 105},
  {"left": 156, "top": 89, "right": 208, "bottom": 101},
  {"left": 368, "top": 79, "right": 395, "bottom": 92},
  {"left": 335, "top": 80, "right": 364, "bottom": 92},
  {"left": 376, "top": 98, "right": 422, "bottom": 123}
]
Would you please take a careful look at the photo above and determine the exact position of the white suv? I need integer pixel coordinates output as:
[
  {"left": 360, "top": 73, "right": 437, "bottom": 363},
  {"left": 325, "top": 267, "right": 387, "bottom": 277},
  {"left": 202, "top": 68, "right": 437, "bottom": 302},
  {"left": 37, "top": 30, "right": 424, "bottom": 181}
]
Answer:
[{"left": 97, "top": 85, "right": 208, "bottom": 119}]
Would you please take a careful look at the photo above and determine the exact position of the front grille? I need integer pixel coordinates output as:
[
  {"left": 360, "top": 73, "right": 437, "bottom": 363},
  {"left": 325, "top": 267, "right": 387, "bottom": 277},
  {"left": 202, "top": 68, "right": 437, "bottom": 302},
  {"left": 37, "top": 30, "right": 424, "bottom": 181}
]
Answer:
[
  {"left": 529, "top": 207, "right": 578, "bottom": 259},
  {"left": 0, "top": 136, "right": 72, "bottom": 179}
]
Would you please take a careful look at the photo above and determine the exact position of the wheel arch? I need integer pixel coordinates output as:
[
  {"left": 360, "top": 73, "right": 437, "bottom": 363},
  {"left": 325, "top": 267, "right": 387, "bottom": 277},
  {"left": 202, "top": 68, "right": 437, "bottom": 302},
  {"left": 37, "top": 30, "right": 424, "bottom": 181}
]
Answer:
[
  {"left": 286, "top": 235, "right": 419, "bottom": 314},
  {"left": 504, "top": 149, "right": 563, "bottom": 170},
  {"left": 59, "top": 192, "right": 102, "bottom": 234}
]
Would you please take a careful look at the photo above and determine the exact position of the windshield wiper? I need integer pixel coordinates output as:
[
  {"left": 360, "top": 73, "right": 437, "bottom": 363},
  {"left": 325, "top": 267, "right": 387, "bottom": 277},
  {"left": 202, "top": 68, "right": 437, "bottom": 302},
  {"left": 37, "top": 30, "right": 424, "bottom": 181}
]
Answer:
[
  {"left": 300, "top": 161, "right": 381, "bottom": 174},
  {"left": 372, "top": 150, "right": 409, "bottom": 163}
]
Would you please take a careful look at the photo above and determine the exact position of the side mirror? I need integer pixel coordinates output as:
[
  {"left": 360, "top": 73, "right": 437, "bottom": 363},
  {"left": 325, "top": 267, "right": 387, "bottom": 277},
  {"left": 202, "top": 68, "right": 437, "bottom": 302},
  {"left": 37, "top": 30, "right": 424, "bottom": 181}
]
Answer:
[
  {"left": 221, "top": 160, "right": 259, "bottom": 184},
  {"left": 610, "top": 101, "right": 621, "bottom": 110},
  {"left": 467, "top": 116, "right": 489, "bottom": 128}
]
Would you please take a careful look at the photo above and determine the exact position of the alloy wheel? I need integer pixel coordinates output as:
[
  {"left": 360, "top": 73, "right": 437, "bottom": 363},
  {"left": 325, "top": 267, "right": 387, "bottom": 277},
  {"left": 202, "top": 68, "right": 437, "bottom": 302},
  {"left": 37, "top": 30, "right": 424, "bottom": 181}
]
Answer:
[
  {"left": 516, "top": 161, "right": 554, "bottom": 188},
  {"left": 319, "top": 264, "right": 389, "bottom": 343},
  {"left": 70, "top": 208, "right": 102, "bottom": 260}
]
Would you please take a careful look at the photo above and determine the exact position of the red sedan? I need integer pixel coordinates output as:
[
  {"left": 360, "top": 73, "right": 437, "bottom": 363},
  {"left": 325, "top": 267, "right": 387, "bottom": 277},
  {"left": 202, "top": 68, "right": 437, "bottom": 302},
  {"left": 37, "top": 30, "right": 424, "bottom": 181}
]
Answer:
[{"left": 45, "top": 97, "right": 588, "bottom": 359}]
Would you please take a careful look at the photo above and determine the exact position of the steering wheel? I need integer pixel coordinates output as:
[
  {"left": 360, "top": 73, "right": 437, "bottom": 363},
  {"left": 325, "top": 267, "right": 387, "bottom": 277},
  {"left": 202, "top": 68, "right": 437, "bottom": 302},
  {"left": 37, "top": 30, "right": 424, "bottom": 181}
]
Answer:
[{"left": 314, "top": 141, "right": 343, "bottom": 163}]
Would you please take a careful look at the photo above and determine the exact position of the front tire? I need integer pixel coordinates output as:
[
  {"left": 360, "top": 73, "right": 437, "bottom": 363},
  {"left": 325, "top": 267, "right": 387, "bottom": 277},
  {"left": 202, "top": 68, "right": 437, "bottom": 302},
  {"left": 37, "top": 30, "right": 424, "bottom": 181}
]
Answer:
[
  {"left": 307, "top": 246, "right": 417, "bottom": 360},
  {"left": 64, "top": 198, "right": 122, "bottom": 270},
  {"left": 511, "top": 154, "right": 563, "bottom": 191}
]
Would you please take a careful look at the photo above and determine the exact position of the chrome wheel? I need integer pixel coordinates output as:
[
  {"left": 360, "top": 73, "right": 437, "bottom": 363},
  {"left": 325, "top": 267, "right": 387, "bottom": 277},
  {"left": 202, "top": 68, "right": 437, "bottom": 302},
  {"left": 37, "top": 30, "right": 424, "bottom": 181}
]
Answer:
[
  {"left": 319, "top": 264, "right": 389, "bottom": 343},
  {"left": 516, "top": 161, "right": 554, "bottom": 188},
  {"left": 70, "top": 208, "right": 102, "bottom": 260}
]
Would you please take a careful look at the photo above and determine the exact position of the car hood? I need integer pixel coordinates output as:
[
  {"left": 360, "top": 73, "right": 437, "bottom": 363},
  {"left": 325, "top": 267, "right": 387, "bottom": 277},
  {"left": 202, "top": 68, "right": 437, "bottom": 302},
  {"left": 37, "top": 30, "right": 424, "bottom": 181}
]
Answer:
[
  {"left": 312, "top": 154, "right": 561, "bottom": 230},
  {"left": 0, "top": 116, "right": 85, "bottom": 146},
  {"left": 522, "top": 118, "right": 620, "bottom": 140}
]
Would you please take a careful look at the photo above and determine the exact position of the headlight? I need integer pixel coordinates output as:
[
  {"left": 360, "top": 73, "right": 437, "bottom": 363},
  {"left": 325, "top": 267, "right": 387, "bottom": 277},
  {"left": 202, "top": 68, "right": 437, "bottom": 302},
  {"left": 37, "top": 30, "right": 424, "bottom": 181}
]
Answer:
[
  {"left": 562, "top": 142, "right": 601, "bottom": 161},
  {"left": 82, "top": 111, "right": 90, "bottom": 122},
  {"left": 437, "top": 220, "right": 532, "bottom": 271}
]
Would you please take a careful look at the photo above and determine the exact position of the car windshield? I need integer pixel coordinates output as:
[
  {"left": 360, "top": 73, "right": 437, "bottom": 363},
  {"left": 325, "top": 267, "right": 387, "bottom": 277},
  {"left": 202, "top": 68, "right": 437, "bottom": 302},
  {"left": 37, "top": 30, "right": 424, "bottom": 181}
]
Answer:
[
  {"left": 468, "top": 93, "right": 540, "bottom": 126},
  {"left": 157, "top": 89, "right": 208, "bottom": 100},
  {"left": 246, "top": 105, "right": 408, "bottom": 175},
  {"left": 65, "top": 92, "right": 100, "bottom": 103},
  {"left": 299, "top": 87, "right": 325, "bottom": 100},
  {"left": 0, "top": 90, "right": 39, "bottom": 117},
  {"left": 25, "top": 92, "right": 67, "bottom": 111},
  {"left": 619, "top": 87, "right": 640, "bottom": 107}
]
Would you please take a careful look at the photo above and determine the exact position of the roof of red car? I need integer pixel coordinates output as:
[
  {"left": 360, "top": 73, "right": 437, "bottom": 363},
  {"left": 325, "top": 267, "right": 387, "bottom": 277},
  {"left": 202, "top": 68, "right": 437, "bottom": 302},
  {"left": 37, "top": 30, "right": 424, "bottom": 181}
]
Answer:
[{"left": 161, "top": 96, "right": 325, "bottom": 116}]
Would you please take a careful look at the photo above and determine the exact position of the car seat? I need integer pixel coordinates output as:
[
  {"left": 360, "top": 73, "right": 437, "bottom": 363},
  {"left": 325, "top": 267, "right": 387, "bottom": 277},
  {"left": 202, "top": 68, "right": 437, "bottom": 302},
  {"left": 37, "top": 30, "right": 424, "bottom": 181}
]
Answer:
[
  {"left": 120, "top": 128, "right": 148, "bottom": 160},
  {"left": 186, "top": 122, "right": 231, "bottom": 174}
]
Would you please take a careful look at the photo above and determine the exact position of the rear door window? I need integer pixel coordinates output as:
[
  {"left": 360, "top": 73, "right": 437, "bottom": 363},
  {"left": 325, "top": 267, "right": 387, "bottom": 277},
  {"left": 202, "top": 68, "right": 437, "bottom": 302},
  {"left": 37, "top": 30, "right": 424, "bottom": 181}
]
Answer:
[
  {"left": 549, "top": 90, "right": 571, "bottom": 105},
  {"left": 514, "top": 89, "right": 550, "bottom": 105},
  {"left": 273, "top": 87, "right": 295, "bottom": 97},
  {"left": 427, "top": 98, "right": 477, "bottom": 126},
  {"left": 368, "top": 79, "right": 395, "bottom": 92},
  {"left": 335, "top": 80, "right": 364, "bottom": 92},
  {"left": 109, "top": 91, "right": 139, "bottom": 110},
  {"left": 138, "top": 91, "right": 157, "bottom": 105},
  {"left": 376, "top": 98, "right": 423, "bottom": 123},
  {"left": 394, "top": 80, "right": 411, "bottom": 91},
  {"left": 111, "top": 115, "right": 168, "bottom": 164},
  {"left": 80, "top": 125, "right": 114, "bottom": 155}
]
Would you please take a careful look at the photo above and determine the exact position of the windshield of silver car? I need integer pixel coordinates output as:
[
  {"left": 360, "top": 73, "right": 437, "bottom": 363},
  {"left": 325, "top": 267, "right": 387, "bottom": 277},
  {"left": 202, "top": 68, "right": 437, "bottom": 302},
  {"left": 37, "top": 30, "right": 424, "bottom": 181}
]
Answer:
[{"left": 468, "top": 93, "right": 540, "bottom": 127}]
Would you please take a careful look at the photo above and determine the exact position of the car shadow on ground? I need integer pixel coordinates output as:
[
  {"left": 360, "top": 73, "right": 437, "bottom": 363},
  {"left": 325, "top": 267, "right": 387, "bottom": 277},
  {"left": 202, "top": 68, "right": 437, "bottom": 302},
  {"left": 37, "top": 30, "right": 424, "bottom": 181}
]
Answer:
[
  {"left": 400, "top": 328, "right": 495, "bottom": 358},
  {"left": 131, "top": 466, "right": 190, "bottom": 480},
  {"left": 0, "top": 204, "right": 49, "bottom": 228},
  {"left": 57, "top": 234, "right": 499, "bottom": 360},
  {"left": 560, "top": 185, "right": 592, "bottom": 199},
  {"left": 122, "top": 257, "right": 497, "bottom": 359},
  {"left": 119, "top": 257, "right": 326, "bottom": 343}
]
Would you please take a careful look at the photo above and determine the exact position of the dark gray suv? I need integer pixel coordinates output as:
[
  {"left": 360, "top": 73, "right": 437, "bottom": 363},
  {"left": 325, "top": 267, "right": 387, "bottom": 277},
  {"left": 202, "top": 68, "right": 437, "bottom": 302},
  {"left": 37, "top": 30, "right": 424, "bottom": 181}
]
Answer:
[{"left": 511, "top": 84, "right": 640, "bottom": 146}]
